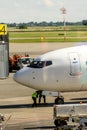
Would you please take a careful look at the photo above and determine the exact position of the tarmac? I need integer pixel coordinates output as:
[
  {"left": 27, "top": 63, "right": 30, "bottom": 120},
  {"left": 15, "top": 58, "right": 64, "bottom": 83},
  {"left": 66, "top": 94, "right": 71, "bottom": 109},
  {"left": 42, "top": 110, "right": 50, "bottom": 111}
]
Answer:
[{"left": 0, "top": 42, "right": 87, "bottom": 130}]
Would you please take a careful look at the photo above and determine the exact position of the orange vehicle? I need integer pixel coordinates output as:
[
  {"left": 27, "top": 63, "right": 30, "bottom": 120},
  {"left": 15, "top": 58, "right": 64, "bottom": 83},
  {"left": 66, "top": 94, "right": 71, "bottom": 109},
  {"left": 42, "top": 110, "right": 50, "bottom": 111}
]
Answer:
[
  {"left": 9, "top": 53, "right": 32, "bottom": 72},
  {"left": 9, "top": 54, "right": 21, "bottom": 72}
]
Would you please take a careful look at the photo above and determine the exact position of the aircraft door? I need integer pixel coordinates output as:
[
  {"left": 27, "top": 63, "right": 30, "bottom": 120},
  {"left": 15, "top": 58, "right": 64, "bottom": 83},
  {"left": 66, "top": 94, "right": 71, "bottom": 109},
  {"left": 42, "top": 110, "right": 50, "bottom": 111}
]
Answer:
[{"left": 69, "top": 53, "right": 81, "bottom": 76}]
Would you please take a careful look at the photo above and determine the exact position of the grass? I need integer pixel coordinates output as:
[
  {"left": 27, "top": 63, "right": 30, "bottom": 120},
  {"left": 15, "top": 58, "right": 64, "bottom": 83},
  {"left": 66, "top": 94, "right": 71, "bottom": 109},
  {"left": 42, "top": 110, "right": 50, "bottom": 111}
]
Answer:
[{"left": 8, "top": 26, "right": 87, "bottom": 43}]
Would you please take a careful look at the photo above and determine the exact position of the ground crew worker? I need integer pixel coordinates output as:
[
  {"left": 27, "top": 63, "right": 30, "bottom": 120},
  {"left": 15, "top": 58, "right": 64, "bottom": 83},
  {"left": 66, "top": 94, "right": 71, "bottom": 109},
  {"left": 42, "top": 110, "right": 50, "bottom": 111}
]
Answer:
[
  {"left": 38, "top": 90, "right": 46, "bottom": 104},
  {"left": 32, "top": 91, "right": 38, "bottom": 107}
]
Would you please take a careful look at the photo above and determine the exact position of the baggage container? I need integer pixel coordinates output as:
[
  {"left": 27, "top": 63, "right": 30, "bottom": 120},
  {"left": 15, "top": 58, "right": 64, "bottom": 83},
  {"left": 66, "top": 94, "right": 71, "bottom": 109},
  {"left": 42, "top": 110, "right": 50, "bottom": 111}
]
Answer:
[{"left": 53, "top": 103, "right": 87, "bottom": 128}]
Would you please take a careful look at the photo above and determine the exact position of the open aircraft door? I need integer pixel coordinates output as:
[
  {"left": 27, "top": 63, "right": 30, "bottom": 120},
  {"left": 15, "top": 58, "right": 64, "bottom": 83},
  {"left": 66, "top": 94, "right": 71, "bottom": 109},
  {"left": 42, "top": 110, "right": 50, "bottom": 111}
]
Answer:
[{"left": 69, "top": 53, "right": 81, "bottom": 76}]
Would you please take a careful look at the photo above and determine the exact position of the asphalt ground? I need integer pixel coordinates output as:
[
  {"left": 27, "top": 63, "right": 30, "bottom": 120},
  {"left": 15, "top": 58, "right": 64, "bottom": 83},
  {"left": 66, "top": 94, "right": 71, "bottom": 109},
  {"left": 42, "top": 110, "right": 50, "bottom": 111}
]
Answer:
[
  {"left": 9, "top": 42, "right": 76, "bottom": 57},
  {"left": 0, "top": 42, "right": 87, "bottom": 130}
]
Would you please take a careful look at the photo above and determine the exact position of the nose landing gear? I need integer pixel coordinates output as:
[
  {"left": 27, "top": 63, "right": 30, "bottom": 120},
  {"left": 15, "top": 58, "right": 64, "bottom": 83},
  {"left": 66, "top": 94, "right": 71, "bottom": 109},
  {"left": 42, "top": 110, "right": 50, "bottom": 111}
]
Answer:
[{"left": 55, "top": 92, "right": 64, "bottom": 104}]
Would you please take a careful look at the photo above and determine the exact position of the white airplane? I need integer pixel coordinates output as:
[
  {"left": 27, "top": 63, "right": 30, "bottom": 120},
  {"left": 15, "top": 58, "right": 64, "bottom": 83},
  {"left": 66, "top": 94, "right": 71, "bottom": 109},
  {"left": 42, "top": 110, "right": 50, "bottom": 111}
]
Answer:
[{"left": 13, "top": 45, "right": 87, "bottom": 104}]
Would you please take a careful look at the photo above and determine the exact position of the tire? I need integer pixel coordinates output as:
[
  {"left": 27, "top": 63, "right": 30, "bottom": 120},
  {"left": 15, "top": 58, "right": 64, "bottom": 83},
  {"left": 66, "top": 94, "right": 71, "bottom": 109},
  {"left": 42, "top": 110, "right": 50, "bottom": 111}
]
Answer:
[
  {"left": 54, "top": 119, "right": 67, "bottom": 127},
  {"left": 55, "top": 97, "right": 64, "bottom": 104},
  {"left": 9, "top": 67, "right": 12, "bottom": 73},
  {"left": 61, "top": 120, "right": 67, "bottom": 125},
  {"left": 54, "top": 119, "right": 61, "bottom": 127}
]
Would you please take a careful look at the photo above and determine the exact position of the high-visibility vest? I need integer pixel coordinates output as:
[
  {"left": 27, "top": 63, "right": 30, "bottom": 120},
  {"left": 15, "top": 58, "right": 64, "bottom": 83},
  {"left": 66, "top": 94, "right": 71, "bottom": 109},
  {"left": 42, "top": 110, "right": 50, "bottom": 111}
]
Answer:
[{"left": 32, "top": 92, "right": 38, "bottom": 99}]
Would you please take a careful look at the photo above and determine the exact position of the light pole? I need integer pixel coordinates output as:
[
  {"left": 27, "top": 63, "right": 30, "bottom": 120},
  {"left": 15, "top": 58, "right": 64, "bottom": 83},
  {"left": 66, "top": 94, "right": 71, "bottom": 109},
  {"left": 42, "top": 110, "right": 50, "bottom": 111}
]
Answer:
[{"left": 60, "top": 7, "right": 66, "bottom": 41}]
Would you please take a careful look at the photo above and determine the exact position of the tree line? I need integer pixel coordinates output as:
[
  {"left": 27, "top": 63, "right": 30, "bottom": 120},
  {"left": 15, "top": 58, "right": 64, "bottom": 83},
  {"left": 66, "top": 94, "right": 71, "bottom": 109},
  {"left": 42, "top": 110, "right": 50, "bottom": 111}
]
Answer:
[{"left": 3, "top": 20, "right": 87, "bottom": 29}]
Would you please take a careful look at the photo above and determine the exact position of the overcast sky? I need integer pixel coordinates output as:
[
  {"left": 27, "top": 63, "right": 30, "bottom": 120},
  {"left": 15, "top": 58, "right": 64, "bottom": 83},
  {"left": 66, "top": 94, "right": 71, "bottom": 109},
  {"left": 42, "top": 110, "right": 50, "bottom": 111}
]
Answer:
[{"left": 0, "top": 0, "right": 87, "bottom": 23}]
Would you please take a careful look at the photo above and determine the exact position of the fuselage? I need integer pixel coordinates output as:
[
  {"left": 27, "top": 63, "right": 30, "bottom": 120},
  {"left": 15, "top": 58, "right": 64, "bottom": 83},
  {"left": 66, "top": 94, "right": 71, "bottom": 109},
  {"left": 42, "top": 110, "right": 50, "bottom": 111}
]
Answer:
[{"left": 13, "top": 45, "right": 87, "bottom": 92}]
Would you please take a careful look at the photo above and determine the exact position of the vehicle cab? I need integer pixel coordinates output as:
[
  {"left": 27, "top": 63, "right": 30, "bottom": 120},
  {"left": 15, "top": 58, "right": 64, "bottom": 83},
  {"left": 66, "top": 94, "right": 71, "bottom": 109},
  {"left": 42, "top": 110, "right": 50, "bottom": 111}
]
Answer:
[{"left": 17, "top": 57, "right": 34, "bottom": 69}]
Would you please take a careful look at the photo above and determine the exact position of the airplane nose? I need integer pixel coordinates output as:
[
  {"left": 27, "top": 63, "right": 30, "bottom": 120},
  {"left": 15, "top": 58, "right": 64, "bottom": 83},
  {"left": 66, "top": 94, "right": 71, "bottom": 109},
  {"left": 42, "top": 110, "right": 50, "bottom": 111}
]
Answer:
[
  {"left": 13, "top": 70, "right": 23, "bottom": 84},
  {"left": 13, "top": 70, "right": 21, "bottom": 83},
  {"left": 13, "top": 67, "right": 30, "bottom": 86}
]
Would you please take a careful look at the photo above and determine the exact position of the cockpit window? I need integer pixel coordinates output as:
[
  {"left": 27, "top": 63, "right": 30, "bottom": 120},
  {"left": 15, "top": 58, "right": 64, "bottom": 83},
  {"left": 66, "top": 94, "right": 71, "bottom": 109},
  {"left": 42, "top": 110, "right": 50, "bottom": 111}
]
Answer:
[
  {"left": 46, "top": 61, "right": 52, "bottom": 66},
  {"left": 29, "top": 61, "right": 45, "bottom": 68},
  {"left": 29, "top": 60, "right": 52, "bottom": 68}
]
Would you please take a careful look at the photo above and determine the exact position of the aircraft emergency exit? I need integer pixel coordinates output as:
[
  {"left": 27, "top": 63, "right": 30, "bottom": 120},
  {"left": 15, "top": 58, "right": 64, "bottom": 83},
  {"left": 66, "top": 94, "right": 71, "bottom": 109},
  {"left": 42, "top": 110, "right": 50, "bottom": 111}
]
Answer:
[{"left": 13, "top": 45, "right": 87, "bottom": 104}]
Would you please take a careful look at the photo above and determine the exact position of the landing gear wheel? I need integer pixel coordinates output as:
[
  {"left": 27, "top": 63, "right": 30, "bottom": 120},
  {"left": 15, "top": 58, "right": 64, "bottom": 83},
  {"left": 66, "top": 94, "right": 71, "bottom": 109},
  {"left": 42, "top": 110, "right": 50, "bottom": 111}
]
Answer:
[
  {"left": 54, "top": 119, "right": 61, "bottom": 127},
  {"left": 61, "top": 120, "right": 67, "bottom": 125},
  {"left": 54, "top": 119, "right": 67, "bottom": 127},
  {"left": 55, "top": 97, "right": 64, "bottom": 104}
]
